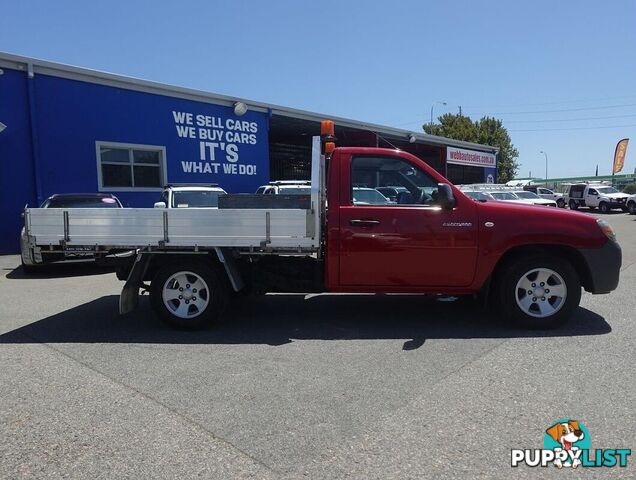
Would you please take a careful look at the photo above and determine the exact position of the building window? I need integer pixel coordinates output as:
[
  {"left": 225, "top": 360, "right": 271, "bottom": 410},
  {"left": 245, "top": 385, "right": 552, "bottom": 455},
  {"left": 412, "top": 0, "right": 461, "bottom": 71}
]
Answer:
[{"left": 96, "top": 141, "right": 166, "bottom": 191}]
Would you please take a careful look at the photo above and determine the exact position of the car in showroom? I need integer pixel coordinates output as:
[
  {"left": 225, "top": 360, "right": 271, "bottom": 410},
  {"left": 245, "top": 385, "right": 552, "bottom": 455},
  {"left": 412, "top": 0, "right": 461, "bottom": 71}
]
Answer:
[{"left": 20, "top": 193, "right": 123, "bottom": 272}]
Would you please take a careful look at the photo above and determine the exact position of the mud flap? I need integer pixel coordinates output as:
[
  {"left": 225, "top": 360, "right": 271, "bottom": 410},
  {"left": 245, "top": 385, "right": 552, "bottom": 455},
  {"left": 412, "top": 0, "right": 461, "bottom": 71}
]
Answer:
[
  {"left": 214, "top": 247, "right": 244, "bottom": 292},
  {"left": 119, "top": 253, "right": 151, "bottom": 315}
]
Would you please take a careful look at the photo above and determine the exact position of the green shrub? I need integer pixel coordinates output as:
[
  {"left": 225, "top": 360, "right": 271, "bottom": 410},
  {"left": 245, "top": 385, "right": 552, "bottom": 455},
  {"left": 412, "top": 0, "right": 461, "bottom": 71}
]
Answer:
[{"left": 623, "top": 183, "right": 636, "bottom": 194}]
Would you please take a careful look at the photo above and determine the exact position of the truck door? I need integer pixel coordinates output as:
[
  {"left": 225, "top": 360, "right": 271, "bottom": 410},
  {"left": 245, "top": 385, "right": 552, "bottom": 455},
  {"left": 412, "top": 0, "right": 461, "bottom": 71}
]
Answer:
[
  {"left": 337, "top": 153, "right": 478, "bottom": 287},
  {"left": 586, "top": 187, "right": 599, "bottom": 206}
]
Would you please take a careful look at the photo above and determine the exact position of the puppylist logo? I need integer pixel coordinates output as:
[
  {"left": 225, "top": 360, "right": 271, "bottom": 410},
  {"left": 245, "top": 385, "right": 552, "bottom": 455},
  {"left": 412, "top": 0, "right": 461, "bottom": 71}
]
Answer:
[{"left": 511, "top": 420, "right": 631, "bottom": 469}]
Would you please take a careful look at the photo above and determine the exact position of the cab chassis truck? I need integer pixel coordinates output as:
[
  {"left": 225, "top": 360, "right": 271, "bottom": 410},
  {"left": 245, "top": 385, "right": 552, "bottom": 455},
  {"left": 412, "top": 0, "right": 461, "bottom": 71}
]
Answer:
[{"left": 22, "top": 127, "right": 621, "bottom": 329}]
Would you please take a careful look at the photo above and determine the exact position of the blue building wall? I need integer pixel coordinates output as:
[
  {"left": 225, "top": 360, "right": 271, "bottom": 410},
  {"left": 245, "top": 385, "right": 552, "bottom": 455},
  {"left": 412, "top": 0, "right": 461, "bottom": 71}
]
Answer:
[
  {"left": 0, "top": 68, "right": 270, "bottom": 253},
  {"left": 0, "top": 69, "right": 37, "bottom": 253}
]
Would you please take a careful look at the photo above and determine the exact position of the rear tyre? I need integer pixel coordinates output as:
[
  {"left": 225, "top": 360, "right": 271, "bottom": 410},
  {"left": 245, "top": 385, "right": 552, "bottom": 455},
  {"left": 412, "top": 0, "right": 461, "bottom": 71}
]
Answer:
[
  {"left": 557, "top": 198, "right": 566, "bottom": 208},
  {"left": 628, "top": 201, "right": 636, "bottom": 215},
  {"left": 568, "top": 200, "right": 578, "bottom": 210},
  {"left": 150, "top": 261, "right": 229, "bottom": 329},
  {"left": 599, "top": 202, "right": 610, "bottom": 214},
  {"left": 496, "top": 255, "right": 581, "bottom": 329}
]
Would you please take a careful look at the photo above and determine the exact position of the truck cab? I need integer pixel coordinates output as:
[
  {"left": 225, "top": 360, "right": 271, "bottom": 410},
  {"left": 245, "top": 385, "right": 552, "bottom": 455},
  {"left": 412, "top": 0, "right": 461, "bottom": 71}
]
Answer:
[{"left": 565, "top": 183, "right": 629, "bottom": 213}]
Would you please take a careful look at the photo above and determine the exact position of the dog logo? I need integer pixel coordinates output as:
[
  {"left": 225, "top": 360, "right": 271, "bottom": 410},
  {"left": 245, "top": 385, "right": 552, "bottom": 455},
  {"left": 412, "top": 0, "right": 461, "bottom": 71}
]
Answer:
[
  {"left": 511, "top": 419, "right": 631, "bottom": 468},
  {"left": 544, "top": 420, "right": 586, "bottom": 468}
]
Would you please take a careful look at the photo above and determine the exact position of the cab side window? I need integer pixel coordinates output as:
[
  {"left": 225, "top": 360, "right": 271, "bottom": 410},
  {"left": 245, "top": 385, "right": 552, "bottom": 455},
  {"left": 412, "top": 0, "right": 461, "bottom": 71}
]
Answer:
[
  {"left": 351, "top": 156, "right": 439, "bottom": 206},
  {"left": 588, "top": 189, "right": 598, "bottom": 195}
]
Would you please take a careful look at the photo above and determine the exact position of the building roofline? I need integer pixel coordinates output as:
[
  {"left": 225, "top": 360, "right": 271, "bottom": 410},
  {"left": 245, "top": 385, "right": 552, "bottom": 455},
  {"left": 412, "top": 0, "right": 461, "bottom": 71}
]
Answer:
[{"left": 0, "top": 51, "right": 498, "bottom": 154}]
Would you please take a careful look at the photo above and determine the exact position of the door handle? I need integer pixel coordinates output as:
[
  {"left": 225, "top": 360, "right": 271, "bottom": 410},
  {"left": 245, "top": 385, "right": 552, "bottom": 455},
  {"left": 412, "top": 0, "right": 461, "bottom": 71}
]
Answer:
[{"left": 350, "top": 219, "right": 380, "bottom": 226}]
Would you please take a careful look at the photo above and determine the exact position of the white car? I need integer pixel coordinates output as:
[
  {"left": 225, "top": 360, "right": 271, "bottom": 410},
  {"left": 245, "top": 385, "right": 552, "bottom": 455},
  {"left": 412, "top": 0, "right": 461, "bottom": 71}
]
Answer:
[
  {"left": 489, "top": 191, "right": 536, "bottom": 205},
  {"left": 512, "top": 190, "right": 558, "bottom": 207},
  {"left": 565, "top": 184, "right": 630, "bottom": 213},
  {"left": 352, "top": 187, "right": 393, "bottom": 205},
  {"left": 461, "top": 190, "right": 495, "bottom": 202},
  {"left": 627, "top": 194, "right": 636, "bottom": 215},
  {"left": 523, "top": 185, "right": 566, "bottom": 208},
  {"left": 154, "top": 184, "right": 227, "bottom": 208},
  {"left": 255, "top": 180, "right": 311, "bottom": 195}
]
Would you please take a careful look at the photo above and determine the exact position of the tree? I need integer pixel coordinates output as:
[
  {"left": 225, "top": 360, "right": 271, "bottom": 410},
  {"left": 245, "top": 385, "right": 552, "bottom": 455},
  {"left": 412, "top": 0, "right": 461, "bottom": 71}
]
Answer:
[{"left": 423, "top": 114, "right": 519, "bottom": 182}]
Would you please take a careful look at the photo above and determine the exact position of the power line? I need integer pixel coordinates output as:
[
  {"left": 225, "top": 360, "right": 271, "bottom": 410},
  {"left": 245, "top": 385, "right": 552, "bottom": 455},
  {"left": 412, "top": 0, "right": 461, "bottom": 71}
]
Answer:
[
  {"left": 466, "top": 102, "right": 636, "bottom": 116},
  {"left": 391, "top": 105, "right": 636, "bottom": 128},
  {"left": 505, "top": 113, "right": 636, "bottom": 123},
  {"left": 510, "top": 123, "right": 636, "bottom": 132},
  {"left": 461, "top": 94, "right": 636, "bottom": 109}
]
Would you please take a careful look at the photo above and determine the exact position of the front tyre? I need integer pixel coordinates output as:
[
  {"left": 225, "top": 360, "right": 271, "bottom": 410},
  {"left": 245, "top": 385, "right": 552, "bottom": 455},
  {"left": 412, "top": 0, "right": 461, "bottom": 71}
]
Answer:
[
  {"left": 628, "top": 201, "right": 636, "bottom": 215},
  {"left": 497, "top": 255, "right": 581, "bottom": 329},
  {"left": 150, "top": 262, "right": 228, "bottom": 329}
]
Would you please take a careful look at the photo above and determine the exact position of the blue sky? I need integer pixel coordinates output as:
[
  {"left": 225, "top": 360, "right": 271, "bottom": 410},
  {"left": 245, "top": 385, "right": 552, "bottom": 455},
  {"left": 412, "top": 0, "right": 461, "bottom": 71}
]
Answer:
[{"left": 1, "top": 0, "right": 634, "bottom": 179}]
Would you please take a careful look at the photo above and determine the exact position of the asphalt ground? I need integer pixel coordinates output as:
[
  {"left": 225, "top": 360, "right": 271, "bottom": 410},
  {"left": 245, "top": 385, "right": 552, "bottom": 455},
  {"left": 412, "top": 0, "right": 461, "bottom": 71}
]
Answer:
[{"left": 1, "top": 211, "right": 634, "bottom": 479}]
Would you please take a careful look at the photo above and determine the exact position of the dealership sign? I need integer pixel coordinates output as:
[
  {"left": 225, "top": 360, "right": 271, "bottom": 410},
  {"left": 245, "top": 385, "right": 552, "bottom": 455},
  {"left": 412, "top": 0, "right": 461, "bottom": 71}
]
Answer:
[
  {"left": 447, "top": 146, "right": 496, "bottom": 168},
  {"left": 172, "top": 108, "right": 267, "bottom": 181}
]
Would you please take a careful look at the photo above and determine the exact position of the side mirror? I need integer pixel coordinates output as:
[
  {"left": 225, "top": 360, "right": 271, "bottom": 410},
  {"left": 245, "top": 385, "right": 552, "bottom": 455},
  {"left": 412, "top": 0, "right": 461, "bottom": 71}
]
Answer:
[
  {"left": 437, "top": 183, "right": 456, "bottom": 210},
  {"left": 153, "top": 201, "right": 167, "bottom": 209}
]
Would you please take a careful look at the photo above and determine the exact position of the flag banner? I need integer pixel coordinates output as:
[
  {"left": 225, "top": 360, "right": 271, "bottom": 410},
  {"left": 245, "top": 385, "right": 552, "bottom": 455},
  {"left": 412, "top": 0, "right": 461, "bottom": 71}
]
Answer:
[{"left": 613, "top": 138, "right": 629, "bottom": 174}]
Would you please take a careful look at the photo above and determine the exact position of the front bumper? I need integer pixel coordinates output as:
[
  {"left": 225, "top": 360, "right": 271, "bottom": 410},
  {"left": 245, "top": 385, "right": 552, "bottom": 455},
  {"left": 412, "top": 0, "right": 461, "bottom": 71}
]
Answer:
[{"left": 579, "top": 240, "right": 622, "bottom": 294}]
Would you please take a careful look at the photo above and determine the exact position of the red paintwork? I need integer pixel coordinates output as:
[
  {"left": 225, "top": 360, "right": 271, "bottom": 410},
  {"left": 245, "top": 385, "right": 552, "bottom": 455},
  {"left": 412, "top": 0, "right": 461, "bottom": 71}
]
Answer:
[{"left": 325, "top": 147, "right": 608, "bottom": 294}]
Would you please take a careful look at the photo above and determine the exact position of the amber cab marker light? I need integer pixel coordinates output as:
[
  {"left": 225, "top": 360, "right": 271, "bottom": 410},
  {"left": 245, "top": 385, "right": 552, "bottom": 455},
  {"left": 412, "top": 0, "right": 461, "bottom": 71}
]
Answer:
[
  {"left": 325, "top": 142, "right": 336, "bottom": 154},
  {"left": 321, "top": 120, "right": 335, "bottom": 136}
]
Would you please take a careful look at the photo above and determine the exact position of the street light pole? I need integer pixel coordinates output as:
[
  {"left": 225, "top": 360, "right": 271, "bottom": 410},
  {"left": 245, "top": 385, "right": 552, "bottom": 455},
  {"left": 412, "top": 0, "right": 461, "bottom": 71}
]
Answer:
[
  {"left": 540, "top": 150, "right": 548, "bottom": 184},
  {"left": 430, "top": 101, "right": 447, "bottom": 125}
]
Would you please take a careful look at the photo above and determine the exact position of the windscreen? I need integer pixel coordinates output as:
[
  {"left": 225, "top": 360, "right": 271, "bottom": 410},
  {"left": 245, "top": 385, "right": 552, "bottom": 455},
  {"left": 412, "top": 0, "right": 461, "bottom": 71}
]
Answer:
[
  {"left": 172, "top": 191, "right": 225, "bottom": 208},
  {"left": 597, "top": 187, "right": 619, "bottom": 194}
]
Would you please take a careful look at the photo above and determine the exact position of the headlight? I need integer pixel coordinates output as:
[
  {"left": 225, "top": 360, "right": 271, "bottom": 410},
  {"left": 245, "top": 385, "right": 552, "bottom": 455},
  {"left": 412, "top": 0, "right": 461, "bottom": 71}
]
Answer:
[{"left": 597, "top": 219, "right": 616, "bottom": 241}]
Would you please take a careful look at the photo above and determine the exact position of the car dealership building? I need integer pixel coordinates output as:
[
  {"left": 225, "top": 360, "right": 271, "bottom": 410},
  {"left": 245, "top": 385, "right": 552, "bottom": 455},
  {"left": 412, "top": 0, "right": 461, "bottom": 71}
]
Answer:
[{"left": 0, "top": 52, "right": 498, "bottom": 253}]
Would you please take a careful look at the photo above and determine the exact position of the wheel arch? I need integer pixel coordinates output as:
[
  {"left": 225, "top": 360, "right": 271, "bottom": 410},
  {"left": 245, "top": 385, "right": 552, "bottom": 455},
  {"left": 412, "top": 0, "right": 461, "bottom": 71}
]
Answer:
[
  {"left": 141, "top": 250, "right": 242, "bottom": 292},
  {"left": 487, "top": 244, "right": 593, "bottom": 300}
]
